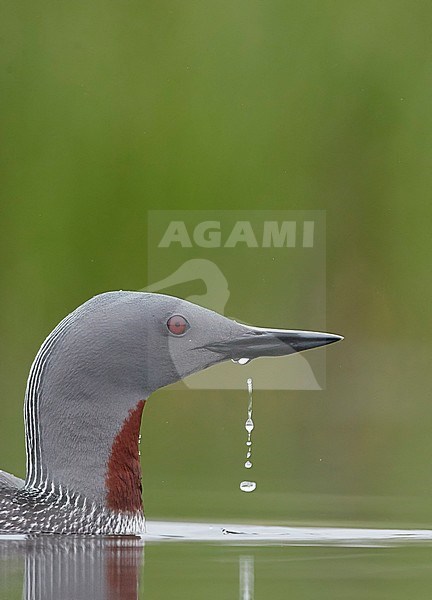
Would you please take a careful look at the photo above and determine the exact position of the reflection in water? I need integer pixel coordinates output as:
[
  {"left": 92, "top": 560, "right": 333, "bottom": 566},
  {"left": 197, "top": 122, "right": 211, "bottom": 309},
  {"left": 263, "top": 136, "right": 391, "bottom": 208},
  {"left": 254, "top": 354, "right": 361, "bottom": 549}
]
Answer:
[
  {"left": 0, "top": 536, "right": 144, "bottom": 600},
  {"left": 2, "top": 523, "right": 432, "bottom": 599},
  {"left": 239, "top": 555, "right": 254, "bottom": 600}
]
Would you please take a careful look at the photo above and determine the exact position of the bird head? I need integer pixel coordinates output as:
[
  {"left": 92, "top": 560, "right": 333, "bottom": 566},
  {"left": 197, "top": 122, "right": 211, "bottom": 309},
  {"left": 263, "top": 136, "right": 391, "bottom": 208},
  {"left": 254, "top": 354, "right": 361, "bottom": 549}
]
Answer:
[{"left": 61, "top": 291, "right": 341, "bottom": 395}]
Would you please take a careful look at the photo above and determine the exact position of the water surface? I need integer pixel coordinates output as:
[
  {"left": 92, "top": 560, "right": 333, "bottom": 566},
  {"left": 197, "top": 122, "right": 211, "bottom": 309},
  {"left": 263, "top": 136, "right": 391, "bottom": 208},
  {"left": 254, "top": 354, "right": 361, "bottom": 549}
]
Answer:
[{"left": 2, "top": 521, "right": 432, "bottom": 600}]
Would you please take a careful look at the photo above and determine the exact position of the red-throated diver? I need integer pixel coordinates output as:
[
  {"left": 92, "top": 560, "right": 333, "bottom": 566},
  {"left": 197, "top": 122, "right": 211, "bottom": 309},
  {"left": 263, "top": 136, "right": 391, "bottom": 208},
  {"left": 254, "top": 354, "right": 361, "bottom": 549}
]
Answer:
[{"left": 0, "top": 291, "right": 342, "bottom": 534}]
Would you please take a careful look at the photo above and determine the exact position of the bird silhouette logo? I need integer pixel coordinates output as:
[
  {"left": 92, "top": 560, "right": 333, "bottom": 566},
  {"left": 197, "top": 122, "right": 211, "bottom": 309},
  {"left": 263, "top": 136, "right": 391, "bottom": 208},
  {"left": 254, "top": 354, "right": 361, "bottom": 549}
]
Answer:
[{"left": 144, "top": 259, "right": 322, "bottom": 390}]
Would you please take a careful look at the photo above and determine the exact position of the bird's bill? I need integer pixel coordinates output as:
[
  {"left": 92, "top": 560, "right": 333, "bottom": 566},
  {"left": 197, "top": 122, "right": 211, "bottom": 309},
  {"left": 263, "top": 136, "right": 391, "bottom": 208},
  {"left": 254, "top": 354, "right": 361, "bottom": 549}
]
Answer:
[{"left": 204, "top": 325, "right": 343, "bottom": 361}]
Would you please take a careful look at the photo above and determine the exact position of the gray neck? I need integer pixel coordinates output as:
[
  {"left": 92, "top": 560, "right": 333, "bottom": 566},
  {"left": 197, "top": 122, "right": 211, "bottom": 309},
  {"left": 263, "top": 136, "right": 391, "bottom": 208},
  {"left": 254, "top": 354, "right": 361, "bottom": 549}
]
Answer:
[{"left": 24, "top": 295, "right": 149, "bottom": 507}]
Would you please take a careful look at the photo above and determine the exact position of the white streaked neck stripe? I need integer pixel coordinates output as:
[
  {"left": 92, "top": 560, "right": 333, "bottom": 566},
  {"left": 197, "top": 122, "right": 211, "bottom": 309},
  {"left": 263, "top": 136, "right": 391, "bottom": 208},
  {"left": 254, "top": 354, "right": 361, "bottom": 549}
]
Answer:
[{"left": 24, "top": 306, "right": 83, "bottom": 490}]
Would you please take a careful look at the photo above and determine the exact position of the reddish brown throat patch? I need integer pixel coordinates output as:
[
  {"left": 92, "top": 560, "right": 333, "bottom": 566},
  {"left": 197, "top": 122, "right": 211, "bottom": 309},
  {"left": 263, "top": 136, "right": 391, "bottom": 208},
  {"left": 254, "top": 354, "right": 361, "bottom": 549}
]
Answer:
[{"left": 106, "top": 400, "right": 146, "bottom": 513}]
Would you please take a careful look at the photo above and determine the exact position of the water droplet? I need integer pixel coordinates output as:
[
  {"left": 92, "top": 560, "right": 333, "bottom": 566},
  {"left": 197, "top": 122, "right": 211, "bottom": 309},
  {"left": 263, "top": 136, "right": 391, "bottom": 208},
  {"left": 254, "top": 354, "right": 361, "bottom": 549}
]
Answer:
[
  {"left": 240, "top": 481, "right": 256, "bottom": 493},
  {"left": 245, "top": 418, "right": 254, "bottom": 433},
  {"left": 240, "top": 378, "right": 258, "bottom": 492},
  {"left": 232, "top": 357, "right": 251, "bottom": 365}
]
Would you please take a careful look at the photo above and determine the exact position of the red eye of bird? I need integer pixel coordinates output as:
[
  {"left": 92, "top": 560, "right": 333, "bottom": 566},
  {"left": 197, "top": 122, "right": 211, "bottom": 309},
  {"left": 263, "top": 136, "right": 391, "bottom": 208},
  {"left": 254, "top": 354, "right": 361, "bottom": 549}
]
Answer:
[{"left": 167, "top": 315, "right": 190, "bottom": 336}]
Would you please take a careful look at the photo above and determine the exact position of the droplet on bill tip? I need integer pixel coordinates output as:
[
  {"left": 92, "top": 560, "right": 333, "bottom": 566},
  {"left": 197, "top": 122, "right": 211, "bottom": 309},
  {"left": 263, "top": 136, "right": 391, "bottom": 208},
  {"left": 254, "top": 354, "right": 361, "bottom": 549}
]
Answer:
[
  {"left": 231, "top": 357, "right": 251, "bottom": 365},
  {"left": 239, "top": 357, "right": 251, "bottom": 365}
]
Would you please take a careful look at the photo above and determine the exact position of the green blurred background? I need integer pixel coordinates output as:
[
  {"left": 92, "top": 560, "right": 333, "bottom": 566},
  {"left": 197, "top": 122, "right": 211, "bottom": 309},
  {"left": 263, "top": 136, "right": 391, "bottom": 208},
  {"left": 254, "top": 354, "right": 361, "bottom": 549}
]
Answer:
[{"left": 1, "top": 0, "right": 432, "bottom": 528}]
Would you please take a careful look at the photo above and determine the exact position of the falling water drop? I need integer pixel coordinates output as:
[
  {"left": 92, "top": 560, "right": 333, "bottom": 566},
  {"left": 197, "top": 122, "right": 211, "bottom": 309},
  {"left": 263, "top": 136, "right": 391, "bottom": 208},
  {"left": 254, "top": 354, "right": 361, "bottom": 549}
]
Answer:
[
  {"left": 240, "top": 481, "right": 257, "bottom": 493},
  {"left": 240, "top": 377, "right": 256, "bottom": 493},
  {"left": 245, "top": 418, "right": 254, "bottom": 433}
]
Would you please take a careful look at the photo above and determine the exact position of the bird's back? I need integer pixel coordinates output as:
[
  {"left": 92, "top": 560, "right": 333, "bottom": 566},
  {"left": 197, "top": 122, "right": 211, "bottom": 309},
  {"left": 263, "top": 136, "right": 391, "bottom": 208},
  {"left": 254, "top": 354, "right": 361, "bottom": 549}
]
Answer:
[
  {"left": 0, "top": 470, "right": 25, "bottom": 492},
  {"left": 0, "top": 471, "right": 26, "bottom": 533}
]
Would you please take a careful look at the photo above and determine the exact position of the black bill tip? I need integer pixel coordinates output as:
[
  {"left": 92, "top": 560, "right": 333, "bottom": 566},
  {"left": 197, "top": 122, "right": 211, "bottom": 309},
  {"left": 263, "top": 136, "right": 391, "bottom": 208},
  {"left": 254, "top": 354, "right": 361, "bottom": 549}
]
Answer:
[
  {"left": 203, "top": 326, "right": 343, "bottom": 360},
  {"left": 274, "top": 330, "right": 344, "bottom": 353}
]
